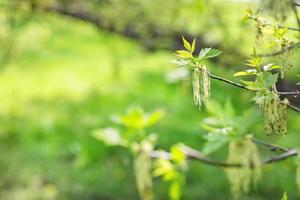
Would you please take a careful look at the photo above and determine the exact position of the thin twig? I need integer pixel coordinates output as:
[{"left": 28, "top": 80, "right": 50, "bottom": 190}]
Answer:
[
  {"left": 287, "top": 104, "right": 300, "bottom": 112},
  {"left": 250, "top": 15, "right": 300, "bottom": 32},
  {"left": 208, "top": 73, "right": 300, "bottom": 113},
  {"left": 258, "top": 42, "right": 300, "bottom": 57},
  {"left": 209, "top": 73, "right": 249, "bottom": 90},
  {"left": 251, "top": 138, "right": 290, "bottom": 152},
  {"left": 291, "top": 0, "right": 300, "bottom": 30},
  {"left": 277, "top": 91, "right": 300, "bottom": 95},
  {"left": 151, "top": 138, "right": 298, "bottom": 168}
]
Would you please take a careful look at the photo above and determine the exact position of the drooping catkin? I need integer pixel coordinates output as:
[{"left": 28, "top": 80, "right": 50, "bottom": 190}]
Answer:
[
  {"left": 192, "top": 68, "right": 201, "bottom": 108},
  {"left": 226, "top": 137, "right": 261, "bottom": 199},
  {"left": 134, "top": 141, "right": 153, "bottom": 200},
  {"left": 201, "top": 65, "right": 210, "bottom": 101},
  {"left": 257, "top": 91, "right": 288, "bottom": 136},
  {"left": 191, "top": 65, "right": 210, "bottom": 109}
]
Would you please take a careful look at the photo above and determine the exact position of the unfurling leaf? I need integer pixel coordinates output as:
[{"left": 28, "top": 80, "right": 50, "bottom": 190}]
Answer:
[
  {"left": 191, "top": 39, "right": 196, "bottom": 53},
  {"left": 182, "top": 36, "right": 191, "bottom": 51},
  {"left": 111, "top": 107, "right": 165, "bottom": 130},
  {"left": 176, "top": 50, "right": 191, "bottom": 59},
  {"left": 245, "top": 57, "right": 262, "bottom": 68}
]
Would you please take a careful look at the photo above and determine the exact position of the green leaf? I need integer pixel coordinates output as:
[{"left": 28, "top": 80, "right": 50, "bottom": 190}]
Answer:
[
  {"left": 246, "top": 57, "right": 262, "bottom": 68},
  {"left": 281, "top": 192, "right": 288, "bottom": 200},
  {"left": 263, "top": 63, "right": 281, "bottom": 71},
  {"left": 263, "top": 72, "right": 278, "bottom": 89},
  {"left": 205, "top": 48, "right": 222, "bottom": 58},
  {"left": 144, "top": 109, "right": 166, "bottom": 127},
  {"left": 182, "top": 36, "right": 191, "bottom": 51},
  {"left": 176, "top": 50, "right": 191, "bottom": 58},
  {"left": 202, "top": 134, "right": 229, "bottom": 154},
  {"left": 169, "top": 176, "right": 183, "bottom": 200},
  {"left": 171, "top": 59, "right": 189, "bottom": 67},
  {"left": 171, "top": 144, "right": 186, "bottom": 166},
  {"left": 117, "top": 107, "right": 145, "bottom": 129},
  {"left": 111, "top": 107, "right": 164, "bottom": 130},
  {"left": 199, "top": 48, "right": 211, "bottom": 59},
  {"left": 199, "top": 48, "right": 222, "bottom": 60},
  {"left": 92, "top": 128, "right": 125, "bottom": 146},
  {"left": 234, "top": 69, "right": 257, "bottom": 76},
  {"left": 241, "top": 81, "right": 263, "bottom": 91},
  {"left": 153, "top": 159, "right": 174, "bottom": 177},
  {"left": 191, "top": 39, "right": 196, "bottom": 53}
]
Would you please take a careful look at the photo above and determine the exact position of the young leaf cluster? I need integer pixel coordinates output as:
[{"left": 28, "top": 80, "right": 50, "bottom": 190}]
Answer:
[
  {"left": 174, "top": 36, "right": 221, "bottom": 109},
  {"left": 153, "top": 144, "right": 187, "bottom": 200},
  {"left": 234, "top": 49, "right": 288, "bottom": 136},
  {"left": 92, "top": 106, "right": 165, "bottom": 200}
]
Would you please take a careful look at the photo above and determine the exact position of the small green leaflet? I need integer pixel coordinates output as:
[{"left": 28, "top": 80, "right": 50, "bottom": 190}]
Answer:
[
  {"left": 281, "top": 192, "right": 288, "bottom": 200},
  {"left": 175, "top": 50, "right": 191, "bottom": 59},
  {"left": 199, "top": 48, "right": 222, "bottom": 60},
  {"left": 171, "top": 59, "right": 189, "bottom": 67},
  {"left": 263, "top": 72, "right": 278, "bottom": 89},
  {"left": 262, "top": 63, "right": 281, "bottom": 71},
  {"left": 92, "top": 128, "right": 126, "bottom": 146},
  {"left": 234, "top": 69, "right": 257, "bottom": 76},
  {"left": 182, "top": 36, "right": 191, "bottom": 51},
  {"left": 241, "top": 81, "right": 263, "bottom": 91}
]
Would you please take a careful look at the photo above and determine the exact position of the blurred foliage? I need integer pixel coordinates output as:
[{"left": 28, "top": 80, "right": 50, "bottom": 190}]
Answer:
[{"left": 0, "top": 0, "right": 300, "bottom": 200}]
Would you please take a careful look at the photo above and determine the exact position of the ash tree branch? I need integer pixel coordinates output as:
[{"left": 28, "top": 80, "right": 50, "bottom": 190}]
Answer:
[
  {"left": 258, "top": 42, "right": 300, "bottom": 57},
  {"left": 208, "top": 73, "right": 300, "bottom": 113},
  {"left": 151, "top": 138, "right": 298, "bottom": 168},
  {"left": 291, "top": 0, "right": 300, "bottom": 29},
  {"left": 249, "top": 15, "right": 300, "bottom": 32}
]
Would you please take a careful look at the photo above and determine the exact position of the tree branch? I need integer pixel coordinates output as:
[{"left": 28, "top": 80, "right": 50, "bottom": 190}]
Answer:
[
  {"left": 291, "top": 0, "right": 300, "bottom": 30},
  {"left": 151, "top": 138, "right": 298, "bottom": 168},
  {"left": 258, "top": 42, "right": 300, "bottom": 57},
  {"left": 208, "top": 73, "right": 300, "bottom": 113},
  {"left": 250, "top": 15, "right": 300, "bottom": 32}
]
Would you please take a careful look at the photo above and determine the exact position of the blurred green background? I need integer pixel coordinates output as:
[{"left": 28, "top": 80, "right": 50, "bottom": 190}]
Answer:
[{"left": 0, "top": 0, "right": 300, "bottom": 199}]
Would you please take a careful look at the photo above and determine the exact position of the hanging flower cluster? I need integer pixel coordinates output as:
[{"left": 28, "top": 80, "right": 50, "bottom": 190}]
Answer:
[
  {"left": 192, "top": 65, "right": 210, "bottom": 109},
  {"left": 257, "top": 91, "right": 288, "bottom": 135},
  {"left": 174, "top": 36, "right": 221, "bottom": 109},
  {"left": 226, "top": 136, "right": 261, "bottom": 199}
]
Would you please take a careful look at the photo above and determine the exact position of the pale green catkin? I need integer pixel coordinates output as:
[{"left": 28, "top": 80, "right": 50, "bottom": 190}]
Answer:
[
  {"left": 201, "top": 65, "right": 210, "bottom": 101},
  {"left": 226, "top": 137, "right": 261, "bottom": 199},
  {"left": 134, "top": 141, "right": 153, "bottom": 200},
  {"left": 191, "top": 65, "right": 210, "bottom": 109},
  {"left": 258, "top": 92, "right": 287, "bottom": 136},
  {"left": 192, "top": 68, "right": 201, "bottom": 108}
]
